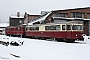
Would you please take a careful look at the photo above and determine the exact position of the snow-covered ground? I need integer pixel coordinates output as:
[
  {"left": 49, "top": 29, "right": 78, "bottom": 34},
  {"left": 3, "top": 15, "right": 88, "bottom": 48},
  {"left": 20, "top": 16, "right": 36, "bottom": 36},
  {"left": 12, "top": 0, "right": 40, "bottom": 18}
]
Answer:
[{"left": 0, "top": 35, "right": 90, "bottom": 60}]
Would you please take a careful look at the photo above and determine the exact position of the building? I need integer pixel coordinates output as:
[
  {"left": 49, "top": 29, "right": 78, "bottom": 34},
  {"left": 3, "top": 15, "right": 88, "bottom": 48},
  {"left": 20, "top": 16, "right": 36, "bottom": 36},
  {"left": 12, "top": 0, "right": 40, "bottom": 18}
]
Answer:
[
  {"left": 9, "top": 12, "right": 24, "bottom": 26},
  {"left": 44, "top": 7, "right": 90, "bottom": 35},
  {"left": 28, "top": 7, "right": 90, "bottom": 35},
  {"left": 24, "top": 12, "right": 41, "bottom": 24},
  {"left": 45, "top": 7, "right": 90, "bottom": 23},
  {"left": 9, "top": 12, "right": 41, "bottom": 26}
]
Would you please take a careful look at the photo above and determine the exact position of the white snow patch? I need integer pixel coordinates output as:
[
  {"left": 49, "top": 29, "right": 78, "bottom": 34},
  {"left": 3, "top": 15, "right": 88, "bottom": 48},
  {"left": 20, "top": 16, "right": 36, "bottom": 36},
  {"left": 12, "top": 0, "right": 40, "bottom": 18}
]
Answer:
[{"left": 0, "top": 35, "right": 90, "bottom": 60}]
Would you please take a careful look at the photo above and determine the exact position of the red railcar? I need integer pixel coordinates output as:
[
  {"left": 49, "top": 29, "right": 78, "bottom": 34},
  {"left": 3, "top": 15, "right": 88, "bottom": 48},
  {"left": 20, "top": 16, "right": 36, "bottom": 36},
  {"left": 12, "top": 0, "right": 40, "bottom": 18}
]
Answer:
[
  {"left": 6, "top": 25, "right": 26, "bottom": 37},
  {"left": 5, "top": 26, "right": 16, "bottom": 36},
  {"left": 25, "top": 22, "right": 84, "bottom": 42},
  {"left": 5, "top": 22, "right": 84, "bottom": 42}
]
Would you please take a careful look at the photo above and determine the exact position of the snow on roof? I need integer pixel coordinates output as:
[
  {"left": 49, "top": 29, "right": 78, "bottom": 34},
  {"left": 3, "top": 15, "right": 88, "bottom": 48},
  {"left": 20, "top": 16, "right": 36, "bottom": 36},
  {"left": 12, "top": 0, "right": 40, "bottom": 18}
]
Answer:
[
  {"left": 0, "top": 22, "right": 9, "bottom": 27},
  {"left": 29, "top": 14, "right": 41, "bottom": 16},
  {"left": 22, "top": 24, "right": 27, "bottom": 25},
  {"left": 28, "top": 12, "right": 51, "bottom": 25},
  {"left": 52, "top": 7, "right": 90, "bottom": 12},
  {"left": 10, "top": 15, "right": 24, "bottom": 18},
  {"left": 26, "top": 12, "right": 41, "bottom": 15}
]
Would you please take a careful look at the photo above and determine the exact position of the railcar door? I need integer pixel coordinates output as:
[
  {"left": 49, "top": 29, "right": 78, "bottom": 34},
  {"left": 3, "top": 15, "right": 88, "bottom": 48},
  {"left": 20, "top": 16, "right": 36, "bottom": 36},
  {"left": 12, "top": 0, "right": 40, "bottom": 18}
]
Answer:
[{"left": 66, "top": 25, "right": 72, "bottom": 40}]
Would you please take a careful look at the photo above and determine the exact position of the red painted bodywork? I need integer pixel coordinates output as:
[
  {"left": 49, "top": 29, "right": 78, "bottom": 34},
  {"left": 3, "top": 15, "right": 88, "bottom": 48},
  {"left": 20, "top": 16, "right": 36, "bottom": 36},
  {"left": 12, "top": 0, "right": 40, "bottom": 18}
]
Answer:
[
  {"left": 25, "top": 31, "right": 83, "bottom": 40},
  {"left": 15, "top": 26, "right": 25, "bottom": 35},
  {"left": 6, "top": 27, "right": 16, "bottom": 35},
  {"left": 5, "top": 26, "right": 83, "bottom": 41},
  {"left": 6, "top": 26, "right": 25, "bottom": 36}
]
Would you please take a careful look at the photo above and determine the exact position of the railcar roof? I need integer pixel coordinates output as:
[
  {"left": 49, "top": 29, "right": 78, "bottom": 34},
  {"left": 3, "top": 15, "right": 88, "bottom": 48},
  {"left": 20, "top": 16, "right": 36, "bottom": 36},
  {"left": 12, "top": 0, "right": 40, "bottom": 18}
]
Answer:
[
  {"left": 6, "top": 26, "right": 16, "bottom": 28},
  {"left": 26, "top": 24, "right": 41, "bottom": 27},
  {"left": 26, "top": 21, "right": 83, "bottom": 27}
]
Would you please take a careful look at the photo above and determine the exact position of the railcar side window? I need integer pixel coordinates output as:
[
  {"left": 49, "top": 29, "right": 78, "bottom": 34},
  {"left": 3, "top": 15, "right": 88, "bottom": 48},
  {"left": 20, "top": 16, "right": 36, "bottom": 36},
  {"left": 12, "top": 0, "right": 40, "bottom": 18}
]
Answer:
[
  {"left": 45, "top": 26, "right": 50, "bottom": 30},
  {"left": 30, "top": 27, "right": 33, "bottom": 30},
  {"left": 32, "top": 27, "right": 35, "bottom": 30},
  {"left": 50, "top": 26, "right": 55, "bottom": 30},
  {"left": 72, "top": 25, "right": 82, "bottom": 30},
  {"left": 35, "top": 27, "right": 39, "bottom": 30},
  {"left": 25, "top": 27, "right": 28, "bottom": 31},
  {"left": 62, "top": 25, "right": 66, "bottom": 30},
  {"left": 66, "top": 25, "right": 71, "bottom": 30},
  {"left": 56, "top": 25, "right": 60, "bottom": 30},
  {"left": 29, "top": 27, "right": 31, "bottom": 30},
  {"left": 29, "top": 27, "right": 39, "bottom": 30}
]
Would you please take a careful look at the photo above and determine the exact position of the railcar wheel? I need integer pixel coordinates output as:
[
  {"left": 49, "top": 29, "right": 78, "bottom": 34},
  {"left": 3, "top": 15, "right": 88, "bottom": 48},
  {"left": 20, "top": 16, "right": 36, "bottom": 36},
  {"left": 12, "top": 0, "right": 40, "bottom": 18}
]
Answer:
[
  {"left": 56, "top": 38, "right": 64, "bottom": 42},
  {"left": 66, "top": 39, "right": 75, "bottom": 43}
]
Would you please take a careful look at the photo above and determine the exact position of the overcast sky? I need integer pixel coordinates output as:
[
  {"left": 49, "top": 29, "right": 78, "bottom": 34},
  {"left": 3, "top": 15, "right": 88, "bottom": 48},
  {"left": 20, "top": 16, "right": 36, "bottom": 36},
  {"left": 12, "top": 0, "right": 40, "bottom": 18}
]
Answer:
[{"left": 0, "top": 0, "right": 90, "bottom": 22}]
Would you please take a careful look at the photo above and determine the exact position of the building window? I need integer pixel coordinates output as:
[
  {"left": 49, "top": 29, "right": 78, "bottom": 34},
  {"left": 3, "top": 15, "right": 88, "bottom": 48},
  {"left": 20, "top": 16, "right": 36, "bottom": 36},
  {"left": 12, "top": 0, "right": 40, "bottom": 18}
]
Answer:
[
  {"left": 87, "top": 14, "right": 90, "bottom": 19},
  {"left": 19, "top": 20, "right": 22, "bottom": 24},
  {"left": 25, "top": 27, "right": 28, "bottom": 31},
  {"left": 55, "top": 14, "right": 67, "bottom": 18},
  {"left": 71, "top": 13, "right": 83, "bottom": 18},
  {"left": 45, "top": 26, "right": 50, "bottom": 30}
]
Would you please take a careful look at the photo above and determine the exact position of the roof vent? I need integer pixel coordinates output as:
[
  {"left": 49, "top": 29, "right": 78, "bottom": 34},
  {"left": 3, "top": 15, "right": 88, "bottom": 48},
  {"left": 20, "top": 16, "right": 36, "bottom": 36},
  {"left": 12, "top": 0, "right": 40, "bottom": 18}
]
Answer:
[{"left": 17, "top": 12, "right": 20, "bottom": 17}]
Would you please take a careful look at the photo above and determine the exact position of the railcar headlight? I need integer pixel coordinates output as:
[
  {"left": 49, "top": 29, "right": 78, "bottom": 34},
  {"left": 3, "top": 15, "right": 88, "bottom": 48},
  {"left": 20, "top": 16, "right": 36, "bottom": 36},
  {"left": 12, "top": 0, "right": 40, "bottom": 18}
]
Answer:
[{"left": 76, "top": 34, "right": 78, "bottom": 36}]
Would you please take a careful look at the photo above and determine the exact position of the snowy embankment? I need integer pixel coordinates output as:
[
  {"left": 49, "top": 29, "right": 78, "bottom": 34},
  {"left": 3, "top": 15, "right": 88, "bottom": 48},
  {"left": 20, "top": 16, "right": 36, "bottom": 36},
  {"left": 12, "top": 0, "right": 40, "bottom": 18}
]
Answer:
[{"left": 0, "top": 35, "right": 90, "bottom": 60}]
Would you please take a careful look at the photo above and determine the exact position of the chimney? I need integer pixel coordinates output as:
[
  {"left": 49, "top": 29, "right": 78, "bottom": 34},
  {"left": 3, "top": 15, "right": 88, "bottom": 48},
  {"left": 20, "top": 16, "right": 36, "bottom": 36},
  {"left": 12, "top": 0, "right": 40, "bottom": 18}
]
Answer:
[{"left": 17, "top": 12, "right": 20, "bottom": 17}]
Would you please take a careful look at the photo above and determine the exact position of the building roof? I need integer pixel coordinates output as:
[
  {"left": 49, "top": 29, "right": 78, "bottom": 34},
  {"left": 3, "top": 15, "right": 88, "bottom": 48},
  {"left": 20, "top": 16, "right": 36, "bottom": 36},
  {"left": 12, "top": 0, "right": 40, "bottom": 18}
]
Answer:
[
  {"left": 52, "top": 7, "right": 90, "bottom": 12},
  {"left": 10, "top": 15, "right": 24, "bottom": 18},
  {"left": 28, "top": 12, "right": 52, "bottom": 25}
]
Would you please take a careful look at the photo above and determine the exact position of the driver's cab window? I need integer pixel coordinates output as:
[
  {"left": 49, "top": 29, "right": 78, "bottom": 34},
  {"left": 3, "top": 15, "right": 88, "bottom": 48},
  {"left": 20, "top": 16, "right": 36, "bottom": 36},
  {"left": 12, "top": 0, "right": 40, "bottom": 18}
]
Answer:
[{"left": 62, "top": 25, "right": 66, "bottom": 30}]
